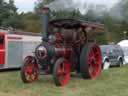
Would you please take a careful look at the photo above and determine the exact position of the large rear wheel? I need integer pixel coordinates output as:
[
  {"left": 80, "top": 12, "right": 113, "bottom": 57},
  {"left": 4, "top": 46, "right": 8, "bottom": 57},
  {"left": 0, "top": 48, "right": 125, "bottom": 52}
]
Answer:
[
  {"left": 80, "top": 43, "right": 102, "bottom": 79},
  {"left": 53, "top": 58, "right": 71, "bottom": 86},
  {"left": 21, "top": 56, "right": 39, "bottom": 83}
]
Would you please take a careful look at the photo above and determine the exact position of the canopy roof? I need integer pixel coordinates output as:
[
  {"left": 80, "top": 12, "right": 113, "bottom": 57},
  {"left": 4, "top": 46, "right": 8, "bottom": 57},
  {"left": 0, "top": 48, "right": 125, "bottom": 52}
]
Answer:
[{"left": 49, "top": 19, "right": 104, "bottom": 30}]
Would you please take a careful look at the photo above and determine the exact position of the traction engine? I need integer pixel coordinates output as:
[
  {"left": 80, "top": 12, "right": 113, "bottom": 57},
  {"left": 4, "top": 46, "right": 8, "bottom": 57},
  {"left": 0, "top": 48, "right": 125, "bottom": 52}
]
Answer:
[{"left": 20, "top": 7, "right": 104, "bottom": 86}]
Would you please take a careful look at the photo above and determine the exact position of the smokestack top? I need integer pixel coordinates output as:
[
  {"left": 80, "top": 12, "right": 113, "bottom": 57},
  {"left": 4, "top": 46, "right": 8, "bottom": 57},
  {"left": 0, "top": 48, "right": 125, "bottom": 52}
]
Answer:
[{"left": 41, "top": 7, "right": 50, "bottom": 14}]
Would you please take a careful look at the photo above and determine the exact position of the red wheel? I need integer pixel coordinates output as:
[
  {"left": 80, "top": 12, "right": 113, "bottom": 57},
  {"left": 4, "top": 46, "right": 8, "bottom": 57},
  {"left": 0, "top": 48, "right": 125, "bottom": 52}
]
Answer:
[
  {"left": 53, "top": 58, "right": 71, "bottom": 86},
  {"left": 80, "top": 43, "right": 102, "bottom": 79},
  {"left": 21, "top": 56, "right": 39, "bottom": 83}
]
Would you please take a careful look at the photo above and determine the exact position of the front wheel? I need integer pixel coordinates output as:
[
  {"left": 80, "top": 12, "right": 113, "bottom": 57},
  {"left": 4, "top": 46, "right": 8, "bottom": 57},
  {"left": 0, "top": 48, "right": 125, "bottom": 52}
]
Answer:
[
  {"left": 80, "top": 43, "right": 102, "bottom": 79},
  {"left": 21, "top": 56, "right": 39, "bottom": 83},
  {"left": 53, "top": 58, "right": 71, "bottom": 86}
]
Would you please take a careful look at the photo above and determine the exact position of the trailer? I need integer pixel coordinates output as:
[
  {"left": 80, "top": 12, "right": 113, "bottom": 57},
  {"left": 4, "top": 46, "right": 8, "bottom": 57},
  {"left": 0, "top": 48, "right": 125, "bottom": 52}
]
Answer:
[{"left": 0, "top": 30, "right": 41, "bottom": 69}]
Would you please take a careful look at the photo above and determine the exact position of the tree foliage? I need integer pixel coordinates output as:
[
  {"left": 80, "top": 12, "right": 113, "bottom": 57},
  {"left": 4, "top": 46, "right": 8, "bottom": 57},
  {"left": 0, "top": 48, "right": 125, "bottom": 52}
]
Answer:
[
  {"left": 20, "top": 12, "right": 41, "bottom": 32},
  {"left": 0, "top": 0, "right": 21, "bottom": 28}
]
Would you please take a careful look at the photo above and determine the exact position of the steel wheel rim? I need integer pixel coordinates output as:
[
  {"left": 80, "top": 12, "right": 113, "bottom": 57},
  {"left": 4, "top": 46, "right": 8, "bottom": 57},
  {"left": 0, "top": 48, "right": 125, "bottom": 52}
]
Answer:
[
  {"left": 25, "top": 60, "right": 39, "bottom": 83},
  {"left": 88, "top": 44, "right": 102, "bottom": 79},
  {"left": 57, "top": 61, "right": 71, "bottom": 86}
]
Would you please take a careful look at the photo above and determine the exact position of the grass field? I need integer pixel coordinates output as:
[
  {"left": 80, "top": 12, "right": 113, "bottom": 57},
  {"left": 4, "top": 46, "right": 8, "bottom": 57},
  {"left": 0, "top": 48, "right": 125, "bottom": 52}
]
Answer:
[{"left": 0, "top": 67, "right": 128, "bottom": 96}]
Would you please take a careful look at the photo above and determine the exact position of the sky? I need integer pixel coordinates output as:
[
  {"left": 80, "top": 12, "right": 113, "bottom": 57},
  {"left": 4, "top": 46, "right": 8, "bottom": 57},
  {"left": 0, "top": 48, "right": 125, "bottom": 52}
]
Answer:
[
  {"left": 8, "top": 0, "right": 119, "bottom": 13},
  {"left": 14, "top": 0, "right": 37, "bottom": 13}
]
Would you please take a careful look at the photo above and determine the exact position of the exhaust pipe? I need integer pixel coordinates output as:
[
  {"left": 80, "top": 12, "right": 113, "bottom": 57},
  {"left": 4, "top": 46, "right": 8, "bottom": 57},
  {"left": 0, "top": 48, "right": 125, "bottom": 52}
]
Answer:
[{"left": 41, "top": 7, "right": 50, "bottom": 42}]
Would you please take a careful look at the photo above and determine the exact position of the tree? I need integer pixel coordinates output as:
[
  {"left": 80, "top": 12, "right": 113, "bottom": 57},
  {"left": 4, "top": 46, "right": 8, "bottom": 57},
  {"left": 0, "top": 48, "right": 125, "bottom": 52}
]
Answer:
[
  {"left": 20, "top": 12, "right": 42, "bottom": 33},
  {"left": 0, "top": 0, "right": 21, "bottom": 29}
]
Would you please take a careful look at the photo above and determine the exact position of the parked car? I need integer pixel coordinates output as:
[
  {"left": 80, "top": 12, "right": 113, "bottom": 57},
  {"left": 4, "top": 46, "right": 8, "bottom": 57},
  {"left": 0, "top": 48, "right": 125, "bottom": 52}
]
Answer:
[{"left": 100, "top": 45, "right": 124, "bottom": 70}]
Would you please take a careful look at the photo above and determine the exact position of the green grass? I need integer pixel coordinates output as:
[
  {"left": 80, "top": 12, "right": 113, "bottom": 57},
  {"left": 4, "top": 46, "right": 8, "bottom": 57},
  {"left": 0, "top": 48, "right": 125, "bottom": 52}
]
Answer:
[{"left": 0, "top": 67, "right": 128, "bottom": 96}]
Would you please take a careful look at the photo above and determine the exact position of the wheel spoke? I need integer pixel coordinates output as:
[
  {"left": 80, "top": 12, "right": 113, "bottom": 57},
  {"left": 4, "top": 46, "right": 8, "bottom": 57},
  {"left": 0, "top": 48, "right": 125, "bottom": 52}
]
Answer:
[
  {"left": 58, "top": 69, "right": 64, "bottom": 77},
  {"left": 29, "top": 74, "right": 33, "bottom": 81},
  {"left": 89, "top": 65, "right": 93, "bottom": 74},
  {"left": 95, "top": 52, "right": 99, "bottom": 57}
]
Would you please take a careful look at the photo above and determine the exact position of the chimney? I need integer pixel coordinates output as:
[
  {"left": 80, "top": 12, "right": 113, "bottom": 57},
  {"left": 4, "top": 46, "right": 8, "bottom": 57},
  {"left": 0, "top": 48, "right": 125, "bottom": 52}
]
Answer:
[{"left": 41, "top": 7, "right": 50, "bottom": 42}]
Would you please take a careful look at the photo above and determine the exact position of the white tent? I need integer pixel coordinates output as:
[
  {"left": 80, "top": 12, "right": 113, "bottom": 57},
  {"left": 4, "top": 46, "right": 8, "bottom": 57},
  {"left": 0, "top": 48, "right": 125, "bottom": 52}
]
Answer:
[{"left": 118, "top": 40, "right": 128, "bottom": 47}]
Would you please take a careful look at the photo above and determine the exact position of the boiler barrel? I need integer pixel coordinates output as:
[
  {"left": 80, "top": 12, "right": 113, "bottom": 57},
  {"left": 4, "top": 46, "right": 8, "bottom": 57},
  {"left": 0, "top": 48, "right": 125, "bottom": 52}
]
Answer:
[{"left": 55, "top": 47, "right": 72, "bottom": 58}]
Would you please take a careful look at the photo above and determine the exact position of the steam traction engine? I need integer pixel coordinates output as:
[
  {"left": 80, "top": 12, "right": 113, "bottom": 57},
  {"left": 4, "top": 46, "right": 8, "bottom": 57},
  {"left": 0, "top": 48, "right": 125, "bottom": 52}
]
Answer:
[{"left": 20, "top": 8, "right": 103, "bottom": 86}]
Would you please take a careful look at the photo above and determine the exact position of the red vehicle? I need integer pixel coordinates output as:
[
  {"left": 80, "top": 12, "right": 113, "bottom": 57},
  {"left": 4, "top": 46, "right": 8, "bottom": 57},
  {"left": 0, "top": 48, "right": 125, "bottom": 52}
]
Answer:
[{"left": 20, "top": 8, "right": 103, "bottom": 86}]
